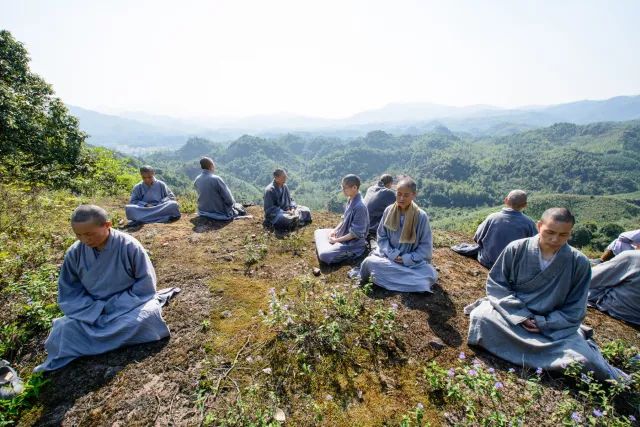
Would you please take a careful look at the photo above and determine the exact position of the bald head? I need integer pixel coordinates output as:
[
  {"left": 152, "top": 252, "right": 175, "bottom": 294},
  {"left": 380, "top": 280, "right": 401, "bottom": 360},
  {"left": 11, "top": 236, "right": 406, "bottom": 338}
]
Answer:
[
  {"left": 540, "top": 207, "right": 575, "bottom": 226},
  {"left": 71, "top": 205, "right": 109, "bottom": 226},
  {"left": 505, "top": 190, "right": 528, "bottom": 211},
  {"left": 200, "top": 157, "right": 215, "bottom": 170}
]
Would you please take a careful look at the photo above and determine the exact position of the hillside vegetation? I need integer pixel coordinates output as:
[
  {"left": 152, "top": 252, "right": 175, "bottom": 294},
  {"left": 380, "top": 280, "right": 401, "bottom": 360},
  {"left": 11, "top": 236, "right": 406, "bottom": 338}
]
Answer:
[{"left": 2, "top": 29, "right": 640, "bottom": 426}]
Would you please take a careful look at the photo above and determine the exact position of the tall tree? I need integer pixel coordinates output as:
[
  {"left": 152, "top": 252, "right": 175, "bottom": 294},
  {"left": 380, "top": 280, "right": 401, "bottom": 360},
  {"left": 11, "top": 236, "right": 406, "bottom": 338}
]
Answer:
[{"left": 0, "top": 30, "right": 86, "bottom": 181}]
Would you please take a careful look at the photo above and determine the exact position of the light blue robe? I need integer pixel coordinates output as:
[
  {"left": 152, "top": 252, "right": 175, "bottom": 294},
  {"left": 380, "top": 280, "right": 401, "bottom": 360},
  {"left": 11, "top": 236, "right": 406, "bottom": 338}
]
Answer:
[
  {"left": 606, "top": 229, "right": 640, "bottom": 255},
  {"left": 125, "top": 179, "right": 181, "bottom": 224},
  {"left": 34, "top": 229, "right": 170, "bottom": 372},
  {"left": 363, "top": 182, "right": 396, "bottom": 235},
  {"left": 359, "top": 205, "right": 437, "bottom": 292},
  {"left": 315, "top": 193, "right": 369, "bottom": 264},
  {"left": 474, "top": 208, "right": 537, "bottom": 269},
  {"left": 589, "top": 250, "right": 640, "bottom": 325},
  {"left": 194, "top": 170, "right": 237, "bottom": 220},
  {"left": 467, "top": 236, "right": 626, "bottom": 381}
]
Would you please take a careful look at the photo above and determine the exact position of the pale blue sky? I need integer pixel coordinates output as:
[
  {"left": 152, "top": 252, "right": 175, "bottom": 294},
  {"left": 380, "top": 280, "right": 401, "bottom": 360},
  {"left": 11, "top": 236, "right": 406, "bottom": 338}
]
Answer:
[{"left": 1, "top": 0, "right": 639, "bottom": 118}]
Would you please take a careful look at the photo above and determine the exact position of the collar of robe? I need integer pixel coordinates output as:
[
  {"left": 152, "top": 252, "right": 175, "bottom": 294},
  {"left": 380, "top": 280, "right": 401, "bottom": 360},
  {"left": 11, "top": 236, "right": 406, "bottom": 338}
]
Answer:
[{"left": 384, "top": 201, "right": 420, "bottom": 244}]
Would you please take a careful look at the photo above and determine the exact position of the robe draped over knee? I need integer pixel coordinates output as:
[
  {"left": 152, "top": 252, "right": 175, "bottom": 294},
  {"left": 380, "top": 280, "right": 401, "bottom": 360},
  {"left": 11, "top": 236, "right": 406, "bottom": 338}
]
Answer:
[
  {"left": 363, "top": 181, "right": 396, "bottom": 235},
  {"left": 125, "top": 180, "right": 181, "bottom": 224},
  {"left": 360, "top": 205, "right": 437, "bottom": 292},
  {"left": 589, "top": 251, "right": 640, "bottom": 325},
  {"left": 194, "top": 170, "right": 238, "bottom": 220},
  {"left": 34, "top": 230, "right": 170, "bottom": 372},
  {"left": 473, "top": 208, "right": 537, "bottom": 269},
  {"left": 467, "top": 236, "right": 626, "bottom": 381},
  {"left": 315, "top": 193, "right": 369, "bottom": 264},
  {"left": 263, "top": 180, "right": 312, "bottom": 229},
  {"left": 606, "top": 229, "right": 640, "bottom": 255}
]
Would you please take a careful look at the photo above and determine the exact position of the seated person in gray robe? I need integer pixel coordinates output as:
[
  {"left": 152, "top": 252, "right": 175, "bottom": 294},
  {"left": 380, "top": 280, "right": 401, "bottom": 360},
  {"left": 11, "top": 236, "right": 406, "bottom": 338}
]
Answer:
[
  {"left": 466, "top": 208, "right": 627, "bottom": 381},
  {"left": 589, "top": 250, "right": 640, "bottom": 325},
  {"left": 315, "top": 174, "right": 369, "bottom": 264},
  {"left": 194, "top": 157, "right": 249, "bottom": 221},
  {"left": 600, "top": 229, "right": 640, "bottom": 262},
  {"left": 35, "top": 205, "right": 173, "bottom": 372},
  {"left": 363, "top": 174, "right": 396, "bottom": 238},
  {"left": 125, "top": 165, "right": 181, "bottom": 225},
  {"left": 359, "top": 177, "right": 438, "bottom": 292},
  {"left": 263, "top": 168, "right": 312, "bottom": 230},
  {"left": 474, "top": 190, "right": 537, "bottom": 269}
]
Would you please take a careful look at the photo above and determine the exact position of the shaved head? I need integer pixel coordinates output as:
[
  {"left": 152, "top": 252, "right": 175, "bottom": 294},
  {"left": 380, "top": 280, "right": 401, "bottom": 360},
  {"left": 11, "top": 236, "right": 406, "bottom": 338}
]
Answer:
[
  {"left": 505, "top": 190, "right": 528, "bottom": 210},
  {"left": 71, "top": 205, "right": 109, "bottom": 226},
  {"left": 200, "top": 157, "right": 214, "bottom": 170},
  {"left": 540, "top": 207, "right": 575, "bottom": 226}
]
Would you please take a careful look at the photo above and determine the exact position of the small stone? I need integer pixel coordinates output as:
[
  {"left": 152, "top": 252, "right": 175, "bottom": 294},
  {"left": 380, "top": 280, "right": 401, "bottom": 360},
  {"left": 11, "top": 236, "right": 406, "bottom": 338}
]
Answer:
[
  {"left": 223, "top": 255, "right": 233, "bottom": 262},
  {"left": 472, "top": 270, "right": 481, "bottom": 276},
  {"left": 435, "top": 266, "right": 441, "bottom": 272},
  {"left": 274, "top": 408, "right": 286, "bottom": 422},
  {"left": 220, "top": 310, "right": 232, "bottom": 319},
  {"left": 262, "top": 367, "right": 272, "bottom": 374},
  {"left": 312, "top": 267, "right": 321, "bottom": 276},
  {"left": 162, "top": 242, "right": 169, "bottom": 247},
  {"left": 429, "top": 338, "right": 446, "bottom": 350},
  {"left": 104, "top": 366, "right": 123, "bottom": 380},
  {"left": 251, "top": 234, "right": 256, "bottom": 238}
]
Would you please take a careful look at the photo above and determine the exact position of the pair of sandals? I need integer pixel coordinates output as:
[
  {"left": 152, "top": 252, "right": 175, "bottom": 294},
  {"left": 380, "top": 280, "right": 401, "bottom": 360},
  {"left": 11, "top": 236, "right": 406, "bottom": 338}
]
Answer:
[{"left": 0, "top": 359, "right": 24, "bottom": 400}]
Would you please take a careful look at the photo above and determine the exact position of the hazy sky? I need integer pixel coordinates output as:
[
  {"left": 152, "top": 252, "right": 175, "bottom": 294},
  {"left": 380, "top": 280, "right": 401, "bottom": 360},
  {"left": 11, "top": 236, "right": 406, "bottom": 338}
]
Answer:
[{"left": 2, "top": 0, "right": 639, "bottom": 118}]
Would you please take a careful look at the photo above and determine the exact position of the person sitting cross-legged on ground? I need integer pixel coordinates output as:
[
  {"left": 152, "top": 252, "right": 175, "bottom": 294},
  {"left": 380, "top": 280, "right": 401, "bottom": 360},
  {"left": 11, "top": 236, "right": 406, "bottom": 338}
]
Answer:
[
  {"left": 263, "top": 168, "right": 312, "bottom": 231},
  {"left": 125, "top": 165, "right": 181, "bottom": 225},
  {"left": 359, "top": 176, "right": 438, "bottom": 292},
  {"left": 34, "top": 205, "right": 178, "bottom": 372},
  {"left": 589, "top": 249, "right": 640, "bottom": 325},
  {"left": 314, "top": 174, "right": 369, "bottom": 265},
  {"left": 473, "top": 189, "right": 537, "bottom": 269},
  {"left": 466, "top": 208, "right": 628, "bottom": 381},
  {"left": 193, "top": 157, "right": 249, "bottom": 221},
  {"left": 363, "top": 173, "right": 396, "bottom": 239}
]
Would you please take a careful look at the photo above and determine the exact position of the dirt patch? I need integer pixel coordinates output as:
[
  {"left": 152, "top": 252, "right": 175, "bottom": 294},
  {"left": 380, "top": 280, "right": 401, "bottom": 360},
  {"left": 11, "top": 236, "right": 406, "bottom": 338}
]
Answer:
[{"left": 22, "top": 206, "right": 640, "bottom": 426}]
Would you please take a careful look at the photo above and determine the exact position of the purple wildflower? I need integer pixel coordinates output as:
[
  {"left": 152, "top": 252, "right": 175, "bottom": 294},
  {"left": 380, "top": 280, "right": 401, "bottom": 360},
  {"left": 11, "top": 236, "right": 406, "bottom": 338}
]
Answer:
[
  {"left": 391, "top": 303, "right": 399, "bottom": 310},
  {"left": 468, "top": 369, "right": 477, "bottom": 376},
  {"left": 488, "top": 368, "right": 495, "bottom": 374},
  {"left": 494, "top": 381, "right": 504, "bottom": 389},
  {"left": 447, "top": 368, "right": 455, "bottom": 377},
  {"left": 571, "top": 412, "right": 582, "bottom": 422},
  {"left": 508, "top": 368, "right": 515, "bottom": 373},
  {"left": 416, "top": 403, "right": 424, "bottom": 410},
  {"left": 536, "top": 367, "right": 543, "bottom": 375},
  {"left": 458, "top": 352, "right": 466, "bottom": 360},
  {"left": 629, "top": 415, "right": 636, "bottom": 422},
  {"left": 592, "top": 409, "right": 603, "bottom": 418}
]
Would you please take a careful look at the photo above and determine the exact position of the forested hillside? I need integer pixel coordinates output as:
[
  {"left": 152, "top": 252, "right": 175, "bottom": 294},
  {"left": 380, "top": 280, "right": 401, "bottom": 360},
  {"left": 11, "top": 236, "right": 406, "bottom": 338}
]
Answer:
[{"left": 143, "top": 120, "right": 640, "bottom": 214}]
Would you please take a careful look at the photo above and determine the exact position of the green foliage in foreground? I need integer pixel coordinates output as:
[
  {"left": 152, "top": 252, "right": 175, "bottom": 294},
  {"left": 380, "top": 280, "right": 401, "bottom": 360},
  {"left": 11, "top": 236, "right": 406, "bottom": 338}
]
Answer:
[{"left": 424, "top": 340, "right": 639, "bottom": 426}]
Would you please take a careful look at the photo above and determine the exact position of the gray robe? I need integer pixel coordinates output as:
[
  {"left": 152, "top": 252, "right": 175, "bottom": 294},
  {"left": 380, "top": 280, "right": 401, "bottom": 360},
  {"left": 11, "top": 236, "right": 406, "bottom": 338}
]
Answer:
[
  {"left": 360, "top": 206, "right": 438, "bottom": 292},
  {"left": 474, "top": 208, "right": 537, "bottom": 269},
  {"left": 607, "top": 229, "right": 640, "bottom": 255},
  {"left": 263, "top": 180, "right": 312, "bottom": 229},
  {"left": 125, "top": 179, "right": 181, "bottom": 224},
  {"left": 589, "top": 250, "right": 640, "bottom": 325},
  {"left": 363, "top": 182, "right": 396, "bottom": 234},
  {"left": 315, "top": 193, "right": 369, "bottom": 264},
  {"left": 194, "top": 170, "right": 236, "bottom": 220},
  {"left": 467, "top": 236, "right": 626, "bottom": 381},
  {"left": 34, "top": 229, "right": 170, "bottom": 372}
]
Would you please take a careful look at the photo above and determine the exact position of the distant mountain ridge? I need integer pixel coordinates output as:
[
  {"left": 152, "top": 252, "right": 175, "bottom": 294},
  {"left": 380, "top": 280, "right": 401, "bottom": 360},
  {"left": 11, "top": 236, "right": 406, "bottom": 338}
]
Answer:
[{"left": 68, "top": 94, "right": 640, "bottom": 152}]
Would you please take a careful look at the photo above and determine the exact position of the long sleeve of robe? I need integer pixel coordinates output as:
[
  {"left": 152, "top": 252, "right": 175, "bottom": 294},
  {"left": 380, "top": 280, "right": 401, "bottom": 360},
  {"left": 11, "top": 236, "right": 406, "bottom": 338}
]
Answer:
[
  {"left": 34, "top": 230, "right": 170, "bottom": 372},
  {"left": 363, "top": 182, "right": 396, "bottom": 234},
  {"left": 467, "top": 236, "right": 627, "bottom": 381},
  {"left": 473, "top": 208, "right": 537, "bottom": 269},
  {"left": 606, "top": 229, "right": 640, "bottom": 255},
  {"left": 359, "top": 206, "right": 438, "bottom": 292},
  {"left": 588, "top": 251, "right": 640, "bottom": 325},
  {"left": 125, "top": 180, "right": 181, "bottom": 224},
  {"left": 315, "top": 193, "right": 369, "bottom": 264},
  {"left": 194, "top": 171, "right": 237, "bottom": 220}
]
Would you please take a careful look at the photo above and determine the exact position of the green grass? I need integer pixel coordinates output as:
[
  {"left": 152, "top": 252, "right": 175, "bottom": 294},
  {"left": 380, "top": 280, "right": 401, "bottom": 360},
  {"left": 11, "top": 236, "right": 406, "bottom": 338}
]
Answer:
[{"left": 431, "top": 193, "right": 640, "bottom": 234}]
